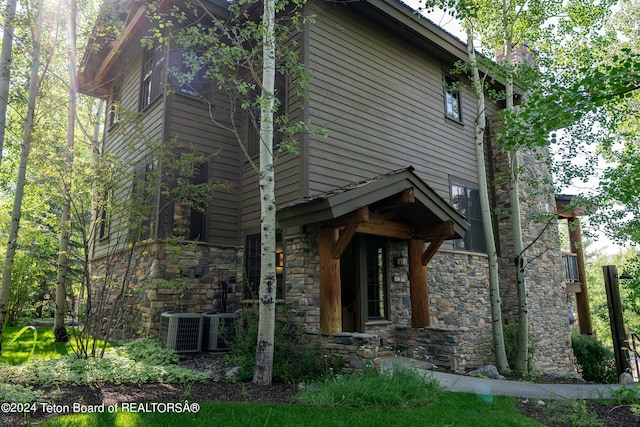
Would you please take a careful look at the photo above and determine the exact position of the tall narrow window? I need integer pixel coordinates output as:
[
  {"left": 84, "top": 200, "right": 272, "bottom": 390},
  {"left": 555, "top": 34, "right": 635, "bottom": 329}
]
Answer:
[
  {"left": 98, "top": 188, "right": 112, "bottom": 240},
  {"left": 244, "top": 233, "right": 284, "bottom": 300},
  {"left": 444, "top": 76, "right": 461, "bottom": 122},
  {"left": 140, "top": 47, "right": 165, "bottom": 110},
  {"left": 451, "top": 181, "right": 485, "bottom": 252},
  {"left": 366, "top": 237, "right": 387, "bottom": 320},
  {"left": 107, "top": 77, "right": 121, "bottom": 128},
  {"left": 129, "top": 161, "right": 157, "bottom": 242},
  {"left": 171, "top": 162, "right": 207, "bottom": 241},
  {"left": 247, "top": 72, "right": 287, "bottom": 157}
]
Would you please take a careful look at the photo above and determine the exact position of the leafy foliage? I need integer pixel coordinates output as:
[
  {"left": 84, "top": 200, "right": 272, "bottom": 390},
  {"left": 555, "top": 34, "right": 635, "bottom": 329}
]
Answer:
[
  {"left": 571, "top": 330, "right": 617, "bottom": 384},
  {"left": 0, "top": 338, "right": 208, "bottom": 386},
  {"left": 227, "top": 306, "right": 323, "bottom": 383}
]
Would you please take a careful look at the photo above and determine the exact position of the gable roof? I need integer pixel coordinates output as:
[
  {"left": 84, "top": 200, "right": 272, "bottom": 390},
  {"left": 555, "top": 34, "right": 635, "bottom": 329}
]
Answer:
[{"left": 277, "top": 166, "right": 469, "bottom": 240}]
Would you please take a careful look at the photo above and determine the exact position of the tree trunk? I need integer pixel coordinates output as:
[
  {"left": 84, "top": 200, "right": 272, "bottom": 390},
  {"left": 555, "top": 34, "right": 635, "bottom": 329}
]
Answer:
[
  {"left": 466, "top": 25, "right": 510, "bottom": 374},
  {"left": 502, "top": 34, "right": 529, "bottom": 375},
  {"left": 0, "top": 0, "right": 17, "bottom": 169},
  {"left": 0, "top": 0, "right": 44, "bottom": 353},
  {"left": 54, "top": 0, "right": 77, "bottom": 343},
  {"left": 252, "top": 0, "right": 277, "bottom": 386}
]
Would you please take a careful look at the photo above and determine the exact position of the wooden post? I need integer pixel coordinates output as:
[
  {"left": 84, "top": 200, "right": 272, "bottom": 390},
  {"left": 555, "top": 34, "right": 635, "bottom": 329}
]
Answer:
[
  {"left": 569, "top": 217, "right": 592, "bottom": 335},
  {"left": 319, "top": 228, "right": 341, "bottom": 334},
  {"left": 409, "top": 239, "right": 429, "bottom": 328},
  {"left": 603, "top": 265, "right": 631, "bottom": 378}
]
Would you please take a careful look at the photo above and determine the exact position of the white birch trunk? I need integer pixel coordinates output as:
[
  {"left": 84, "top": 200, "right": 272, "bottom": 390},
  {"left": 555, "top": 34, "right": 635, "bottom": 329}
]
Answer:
[
  {"left": 0, "top": 0, "right": 17, "bottom": 169},
  {"left": 252, "top": 0, "right": 277, "bottom": 385},
  {"left": 466, "top": 25, "right": 510, "bottom": 374},
  {"left": 54, "top": 0, "right": 77, "bottom": 342},
  {"left": 0, "top": 0, "right": 44, "bottom": 352},
  {"left": 502, "top": 34, "right": 528, "bottom": 375}
]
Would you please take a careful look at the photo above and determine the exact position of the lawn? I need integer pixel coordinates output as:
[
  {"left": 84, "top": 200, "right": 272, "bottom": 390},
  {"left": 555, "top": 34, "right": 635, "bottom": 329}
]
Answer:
[
  {"left": 33, "top": 394, "right": 544, "bottom": 427},
  {"left": 1, "top": 326, "right": 546, "bottom": 426}
]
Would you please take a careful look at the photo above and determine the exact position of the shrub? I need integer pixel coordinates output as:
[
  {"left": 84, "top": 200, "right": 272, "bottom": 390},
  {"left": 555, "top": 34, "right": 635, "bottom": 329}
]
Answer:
[
  {"left": 571, "top": 330, "right": 617, "bottom": 383},
  {"left": 503, "top": 324, "right": 537, "bottom": 373},
  {"left": 227, "top": 306, "right": 323, "bottom": 382}
]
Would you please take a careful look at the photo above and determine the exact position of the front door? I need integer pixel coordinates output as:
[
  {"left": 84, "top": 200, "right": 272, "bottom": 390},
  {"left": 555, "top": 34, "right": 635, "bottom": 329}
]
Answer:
[{"left": 340, "top": 234, "right": 388, "bottom": 332}]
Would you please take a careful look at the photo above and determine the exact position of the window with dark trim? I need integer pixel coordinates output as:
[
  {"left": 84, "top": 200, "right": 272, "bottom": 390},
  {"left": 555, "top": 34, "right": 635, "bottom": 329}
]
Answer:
[
  {"left": 171, "top": 162, "right": 207, "bottom": 241},
  {"left": 167, "top": 49, "right": 211, "bottom": 98},
  {"left": 247, "top": 72, "right": 287, "bottom": 157},
  {"left": 98, "top": 188, "right": 112, "bottom": 240},
  {"left": 244, "top": 233, "right": 284, "bottom": 300},
  {"left": 129, "top": 161, "right": 157, "bottom": 242},
  {"left": 444, "top": 75, "right": 461, "bottom": 122},
  {"left": 140, "top": 47, "right": 165, "bottom": 110},
  {"left": 365, "top": 236, "right": 388, "bottom": 320},
  {"left": 107, "top": 77, "right": 121, "bottom": 128},
  {"left": 451, "top": 181, "right": 485, "bottom": 252}
]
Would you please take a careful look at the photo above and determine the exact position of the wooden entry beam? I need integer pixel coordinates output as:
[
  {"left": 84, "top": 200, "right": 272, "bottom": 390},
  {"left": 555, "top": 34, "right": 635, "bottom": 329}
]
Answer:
[
  {"left": 332, "top": 207, "right": 369, "bottom": 259},
  {"left": 409, "top": 239, "right": 429, "bottom": 327},
  {"left": 319, "top": 228, "right": 341, "bottom": 334}
]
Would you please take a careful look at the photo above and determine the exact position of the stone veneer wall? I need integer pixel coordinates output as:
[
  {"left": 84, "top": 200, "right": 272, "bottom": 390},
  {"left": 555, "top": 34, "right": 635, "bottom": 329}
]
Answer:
[
  {"left": 492, "top": 145, "right": 575, "bottom": 373},
  {"left": 285, "top": 232, "right": 495, "bottom": 372},
  {"left": 90, "top": 242, "right": 243, "bottom": 341}
]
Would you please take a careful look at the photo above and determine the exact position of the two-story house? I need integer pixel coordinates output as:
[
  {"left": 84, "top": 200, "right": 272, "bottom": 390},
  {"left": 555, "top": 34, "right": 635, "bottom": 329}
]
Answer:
[{"left": 79, "top": 0, "right": 576, "bottom": 373}]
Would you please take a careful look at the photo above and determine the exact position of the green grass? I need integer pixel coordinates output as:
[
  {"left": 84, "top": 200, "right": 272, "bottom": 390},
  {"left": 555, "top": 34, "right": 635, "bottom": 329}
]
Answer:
[
  {"left": 31, "top": 394, "right": 544, "bottom": 427},
  {"left": 0, "top": 326, "right": 112, "bottom": 365}
]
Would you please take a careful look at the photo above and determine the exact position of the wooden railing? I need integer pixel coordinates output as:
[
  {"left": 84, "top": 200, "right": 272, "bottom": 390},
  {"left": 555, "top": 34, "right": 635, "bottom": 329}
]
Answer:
[
  {"left": 626, "top": 331, "right": 640, "bottom": 382},
  {"left": 562, "top": 253, "right": 580, "bottom": 283}
]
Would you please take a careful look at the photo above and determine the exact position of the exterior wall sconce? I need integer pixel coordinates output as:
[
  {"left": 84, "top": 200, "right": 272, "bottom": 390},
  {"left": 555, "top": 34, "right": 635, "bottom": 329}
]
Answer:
[
  {"left": 276, "top": 243, "right": 284, "bottom": 275},
  {"left": 395, "top": 256, "right": 408, "bottom": 267}
]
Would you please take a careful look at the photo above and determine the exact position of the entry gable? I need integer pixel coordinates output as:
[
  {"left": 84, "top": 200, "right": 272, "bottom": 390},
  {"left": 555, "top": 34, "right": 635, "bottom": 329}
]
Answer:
[{"left": 277, "top": 166, "right": 469, "bottom": 240}]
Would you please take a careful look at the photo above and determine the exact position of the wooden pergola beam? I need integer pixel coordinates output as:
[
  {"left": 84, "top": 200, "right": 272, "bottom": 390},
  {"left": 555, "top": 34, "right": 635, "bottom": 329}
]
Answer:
[{"left": 414, "top": 221, "right": 455, "bottom": 241}]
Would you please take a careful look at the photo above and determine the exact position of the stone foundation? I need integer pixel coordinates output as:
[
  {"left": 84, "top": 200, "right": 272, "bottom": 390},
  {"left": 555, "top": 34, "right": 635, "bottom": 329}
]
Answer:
[{"left": 90, "top": 241, "right": 243, "bottom": 341}]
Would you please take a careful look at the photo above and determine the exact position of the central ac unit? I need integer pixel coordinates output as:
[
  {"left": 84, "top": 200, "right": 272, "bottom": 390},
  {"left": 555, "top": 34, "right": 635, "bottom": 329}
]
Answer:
[
  {"left": 159, "top": 311, "right": 203, "bottom": 353},
  {"left": 202, "top": 313, "right": 240, "bottom": 351}
]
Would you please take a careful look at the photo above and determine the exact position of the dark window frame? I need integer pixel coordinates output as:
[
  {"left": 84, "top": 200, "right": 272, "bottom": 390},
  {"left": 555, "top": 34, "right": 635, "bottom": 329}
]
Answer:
[
  {"left": 451, "top": 180, "right": 486, "bottom": 253},
  {"left": 140, "top": 46, "right": 165, "bottom": 111},
  {"left": 243, "top": 232, "right": 284, "bottom": 301},
  {"left": 246, "top": 72, "right": 287, "bottom": 158},
  {"left": 444, "top": 75, "right": 462, "bottom": 122}
]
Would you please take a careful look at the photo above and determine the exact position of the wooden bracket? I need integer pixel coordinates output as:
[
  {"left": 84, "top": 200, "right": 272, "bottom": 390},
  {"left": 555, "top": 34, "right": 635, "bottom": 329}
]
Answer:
[{"left": 420, "top": 221, "right": 455, "bottom": 265}]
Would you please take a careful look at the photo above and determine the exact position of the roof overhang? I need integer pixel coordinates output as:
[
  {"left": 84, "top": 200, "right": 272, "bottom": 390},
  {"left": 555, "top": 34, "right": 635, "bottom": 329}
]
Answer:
[
  {"left": 556, "top": 194, "right": 593, "bottom": 219},
  {"left": 278, "top": 167, "right": 469, "bottom": 241}
]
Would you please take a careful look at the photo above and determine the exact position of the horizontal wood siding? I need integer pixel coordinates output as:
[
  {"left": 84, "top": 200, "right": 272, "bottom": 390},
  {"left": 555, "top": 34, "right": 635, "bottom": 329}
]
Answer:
[
  {"left": 167, "top": 92, "right": 242, "bottom": 246},
  {"left": 94, "top": 39, "right": 167, "bottom": 259},
  {"left": 305, "top": 1, "right": 479, "bottom": 202}
]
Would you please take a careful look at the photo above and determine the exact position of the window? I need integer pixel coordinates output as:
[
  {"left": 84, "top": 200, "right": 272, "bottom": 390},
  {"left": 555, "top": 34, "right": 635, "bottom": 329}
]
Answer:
[
  {"left": 444, "top": 76, "right": 461, "bottom": 122},
  {"left": 247, "top": 72, "right": 287, "bottom": 157},
  {"left": 140, "top": 46, "right": 165, "bottom": 110},
  {"left": 98, "top": 188, "right": 112, "bottom": 240},
  {"left": 365, "top": 237, "right": 387, "bottom": 320},
  {"left": 107, "top": 77, "right": 121, "bottom": 128},
  {"left": 169, "top": 49, "right": 210, "bottom": 97},
  {"left": 129, "top": 161, "right": 157, "bottom": 242},
  {"left": 451, "top": 181, "right": 485, "bottom": 252},
  {"left": 171, "top": 162, "right": 207, "bottom": 241},
  {"left": 244, "top": 233, "right": 284, "bottom": 300}
]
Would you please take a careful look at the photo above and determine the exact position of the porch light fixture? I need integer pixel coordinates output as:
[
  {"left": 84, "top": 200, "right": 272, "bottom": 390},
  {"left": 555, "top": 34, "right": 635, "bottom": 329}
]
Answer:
[
  {"left": 276, "top": 243, "right": 284, "bottom": 275},
  {"left": 395, "top": 256, "right": 408, "bottom": 267}
]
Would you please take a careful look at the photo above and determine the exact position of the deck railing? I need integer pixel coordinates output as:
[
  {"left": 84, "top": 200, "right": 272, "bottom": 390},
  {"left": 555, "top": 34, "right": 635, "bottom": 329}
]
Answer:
[
  {"left": 626, "top": 331, "right": 640, "bottom": 382},
  {"left": 562, "top": 253, "right": 580, "bottom": 283}
]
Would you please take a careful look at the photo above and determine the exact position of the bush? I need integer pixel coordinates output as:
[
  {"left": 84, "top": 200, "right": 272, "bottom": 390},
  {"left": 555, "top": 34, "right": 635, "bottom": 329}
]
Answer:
[
  {"left": 227, "top": 306, "right": 323, "bottom": 382},
  {"left": 503, "top": 324, "right": 537, "bottom": 373},
  {"left": 571, "top": 330, "right": 617, "bottom": 383}
]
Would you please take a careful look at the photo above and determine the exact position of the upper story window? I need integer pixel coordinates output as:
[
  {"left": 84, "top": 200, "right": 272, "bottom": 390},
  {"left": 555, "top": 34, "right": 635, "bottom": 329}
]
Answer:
[
  {"left": 247, "top": 72, "right": 287, "bottom": 157},
  {"left": 451, "top": 181, "right": 485, "bottom": 253},
  {"left": 169, "top": 50, "right": 210, "bottom": 97},
  {"left": 444, "top": 76, "right": 461, "bottom": 122},
  {"left": 140, "top": 46, "right": 165, "bottom": 110},
  {"left": 107, "top": 76, "right": 121, "bottom": 128},
  {"left": 129, "top": 160, "right": 157, "bottom": 242}
]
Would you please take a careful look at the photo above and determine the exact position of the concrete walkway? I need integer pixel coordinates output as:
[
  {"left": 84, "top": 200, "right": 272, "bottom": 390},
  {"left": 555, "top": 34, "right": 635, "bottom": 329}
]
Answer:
[{"left": 378, "top": 356, "right": 636, "bottom": 400}]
